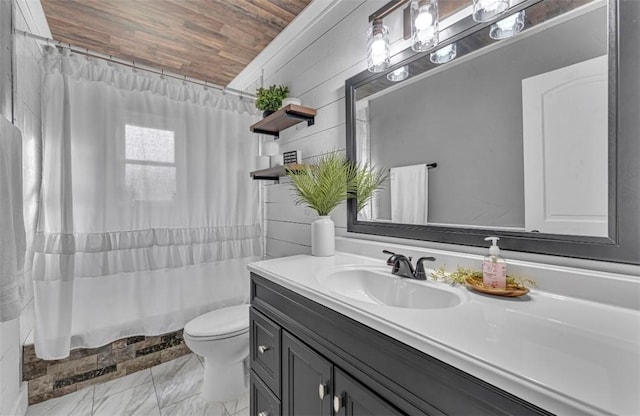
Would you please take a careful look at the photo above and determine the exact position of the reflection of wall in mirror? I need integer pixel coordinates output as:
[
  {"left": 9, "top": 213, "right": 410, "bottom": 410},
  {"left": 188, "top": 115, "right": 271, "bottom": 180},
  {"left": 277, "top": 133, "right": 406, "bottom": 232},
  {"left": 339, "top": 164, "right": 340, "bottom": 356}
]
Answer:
[{"left": 361, "top": 5, "right": 607, "bottom": 231}]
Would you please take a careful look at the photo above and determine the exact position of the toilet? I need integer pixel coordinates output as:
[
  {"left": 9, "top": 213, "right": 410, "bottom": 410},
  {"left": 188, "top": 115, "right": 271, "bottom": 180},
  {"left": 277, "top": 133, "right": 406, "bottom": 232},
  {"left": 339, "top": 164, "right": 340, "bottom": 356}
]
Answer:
[{"left": 184, "top": 304, "right": 250, "bottom": 402}]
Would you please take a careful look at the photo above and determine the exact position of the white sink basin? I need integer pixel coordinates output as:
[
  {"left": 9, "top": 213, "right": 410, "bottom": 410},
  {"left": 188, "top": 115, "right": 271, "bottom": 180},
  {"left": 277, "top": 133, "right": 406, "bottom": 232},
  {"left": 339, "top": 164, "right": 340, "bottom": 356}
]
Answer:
[{"left": 317, "top": 266, "right": 464, "bottom": 310}]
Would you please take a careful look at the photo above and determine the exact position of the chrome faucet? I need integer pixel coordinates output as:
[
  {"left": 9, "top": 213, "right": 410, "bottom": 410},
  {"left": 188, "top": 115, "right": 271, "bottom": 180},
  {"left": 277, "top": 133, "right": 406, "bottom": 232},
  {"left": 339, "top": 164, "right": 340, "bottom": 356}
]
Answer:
[{"left": 383, "top": 250, "right": 436, "bottom": 281}]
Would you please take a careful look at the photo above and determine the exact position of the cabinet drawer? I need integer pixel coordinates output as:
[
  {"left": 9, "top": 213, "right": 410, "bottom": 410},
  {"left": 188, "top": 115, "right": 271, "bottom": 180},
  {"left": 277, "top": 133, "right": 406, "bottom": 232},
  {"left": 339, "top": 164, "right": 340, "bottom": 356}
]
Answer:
[
  {"left": 251, "top": 371, "right": 281, "bottom": 416},
  {"left": 250, "top": 308, "right": 281, "bottom": 396}
]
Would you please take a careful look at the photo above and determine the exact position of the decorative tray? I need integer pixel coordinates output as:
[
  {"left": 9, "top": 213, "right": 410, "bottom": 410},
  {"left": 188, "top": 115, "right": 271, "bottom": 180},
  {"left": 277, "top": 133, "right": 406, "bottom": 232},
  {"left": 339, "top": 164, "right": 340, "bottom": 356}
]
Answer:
[{"left": 464, "top": 275, "right": 530, "bottom": 297}]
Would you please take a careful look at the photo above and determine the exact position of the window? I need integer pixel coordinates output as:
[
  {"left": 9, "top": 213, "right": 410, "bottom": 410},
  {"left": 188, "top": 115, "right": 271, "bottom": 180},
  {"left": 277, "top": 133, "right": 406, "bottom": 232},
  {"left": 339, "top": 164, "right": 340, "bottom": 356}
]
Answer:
[{"left": 124, "top": 124, "right": 176, "bottom": 201}]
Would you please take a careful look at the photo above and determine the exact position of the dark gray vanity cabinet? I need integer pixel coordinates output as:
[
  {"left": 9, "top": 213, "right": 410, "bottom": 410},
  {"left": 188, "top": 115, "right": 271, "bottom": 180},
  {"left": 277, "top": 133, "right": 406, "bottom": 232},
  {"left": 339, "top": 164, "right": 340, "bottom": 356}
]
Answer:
[
  {"left": 281, "top": 331, "right": 333, "bottom": 415},
  {"left": 333, "top": 368, "right": 405, "bottom": 416},
  {"left": 249, "top": 272, "right": 553, "bottom": 416}
]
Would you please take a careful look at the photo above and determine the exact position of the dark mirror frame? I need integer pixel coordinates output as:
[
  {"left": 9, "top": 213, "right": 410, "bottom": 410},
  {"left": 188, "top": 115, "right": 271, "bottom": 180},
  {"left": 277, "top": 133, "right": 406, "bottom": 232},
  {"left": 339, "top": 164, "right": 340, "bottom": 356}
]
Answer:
[{"left": 346, "top": 0, "right": 640, "bottom": 265}]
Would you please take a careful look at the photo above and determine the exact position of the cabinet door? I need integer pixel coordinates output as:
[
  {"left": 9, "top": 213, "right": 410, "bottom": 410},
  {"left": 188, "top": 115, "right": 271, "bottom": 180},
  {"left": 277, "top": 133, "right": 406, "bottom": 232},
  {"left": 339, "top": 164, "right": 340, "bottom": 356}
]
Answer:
[
  {"left": 251, "top": 371, "right": 281, "bottom": 416},
  {"left": 282, "top": 331, "right": 333, "bottom": 416},
  {"left": 333, "top": 368, "right": 406, "bottom": 416}
]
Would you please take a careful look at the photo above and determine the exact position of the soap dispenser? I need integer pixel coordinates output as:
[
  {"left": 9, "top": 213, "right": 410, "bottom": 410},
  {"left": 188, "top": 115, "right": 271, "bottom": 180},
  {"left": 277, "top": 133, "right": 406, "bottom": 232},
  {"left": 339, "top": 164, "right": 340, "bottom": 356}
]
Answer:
[{"left": 483, "top": 236, "right": 507, "bottom": 289}]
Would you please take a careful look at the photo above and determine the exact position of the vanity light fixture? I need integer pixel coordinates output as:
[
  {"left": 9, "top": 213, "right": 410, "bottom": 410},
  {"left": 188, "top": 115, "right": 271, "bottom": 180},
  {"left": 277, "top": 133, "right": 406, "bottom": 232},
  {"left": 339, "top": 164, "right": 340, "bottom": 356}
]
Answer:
[
  {"left": 489, "top": 10, "right": 526, "bottom": 39},
  {"left": 429, "top": 43, "right": 457, "bottom": 64},
  {"left": 472, "top": 0, "right": 509, "bottom": 22},
  {"left": 410, "top": 0, "right": 439, "bottom": 52},
  {"left": 367, "top": 18, "right": 391, "bottom": 72},
  {"left": 387, "top": 66, "right": 409, "bottom": 81}
]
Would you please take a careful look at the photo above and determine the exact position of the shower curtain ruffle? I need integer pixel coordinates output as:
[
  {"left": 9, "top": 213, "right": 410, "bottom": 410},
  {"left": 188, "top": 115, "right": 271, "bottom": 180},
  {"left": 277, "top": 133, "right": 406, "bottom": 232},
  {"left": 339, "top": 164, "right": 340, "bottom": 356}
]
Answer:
[{"left": 33, "top": 226, "right": 262, "bottom": 279}]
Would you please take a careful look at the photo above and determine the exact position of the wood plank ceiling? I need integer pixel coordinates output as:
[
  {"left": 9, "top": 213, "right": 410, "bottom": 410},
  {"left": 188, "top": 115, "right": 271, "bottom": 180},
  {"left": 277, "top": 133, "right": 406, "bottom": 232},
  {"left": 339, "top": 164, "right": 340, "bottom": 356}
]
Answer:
[
  {"left": 41, "top": 1, "right": 477, "bottom": 87},
  {"left": 41, "top": 0, "right": 312, "bottom": 86}
]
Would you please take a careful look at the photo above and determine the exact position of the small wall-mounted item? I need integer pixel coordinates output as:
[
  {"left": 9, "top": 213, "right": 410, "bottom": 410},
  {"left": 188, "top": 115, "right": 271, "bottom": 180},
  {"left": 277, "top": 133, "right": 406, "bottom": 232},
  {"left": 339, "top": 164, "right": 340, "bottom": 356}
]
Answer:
[{"left": 283, "top": 150, "right": 301, "bottom": 165}]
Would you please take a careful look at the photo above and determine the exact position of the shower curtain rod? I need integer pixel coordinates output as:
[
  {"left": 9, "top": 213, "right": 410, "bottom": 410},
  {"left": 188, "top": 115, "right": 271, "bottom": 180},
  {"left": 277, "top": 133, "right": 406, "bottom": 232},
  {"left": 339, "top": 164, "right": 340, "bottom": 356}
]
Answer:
[{"left": 13, "top": 28, "right": 255, "bottom": 99}]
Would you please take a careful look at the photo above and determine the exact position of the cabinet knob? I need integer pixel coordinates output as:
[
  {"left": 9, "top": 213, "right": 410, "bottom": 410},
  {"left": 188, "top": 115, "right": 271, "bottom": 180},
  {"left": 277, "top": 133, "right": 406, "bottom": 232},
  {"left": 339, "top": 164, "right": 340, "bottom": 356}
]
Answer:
[
  {"left": 333, "top": 395, "right": 343, "bottom": 413},
  {"left": 258, "top": 412, "right": 269, "bottom": 416},
  {"left": 318, "top": 383, "right": 328, "bottom": 399},
  {"left": 257, "top": 345, "right": 270, "bottom": 354}
]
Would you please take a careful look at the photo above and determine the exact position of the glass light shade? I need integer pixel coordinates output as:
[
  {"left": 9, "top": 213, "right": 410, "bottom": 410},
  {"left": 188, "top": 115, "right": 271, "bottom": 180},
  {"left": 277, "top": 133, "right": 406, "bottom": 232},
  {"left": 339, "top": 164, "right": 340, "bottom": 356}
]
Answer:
[
  {"left": 411, "top": 0, "right": 439, "bottom": 52},
  {"left": 386, "top": 66, "right": 409, "bottom": 82},
  {"left": 367, "top": 19, "right": 390, "bottom": 73},
  {"left": 429, "top": 43, "right": 457, "bottom": 64},
  {"left": 489, "top": 11, "right": 526, "bottom": 39},
  {"left": 472, "top": 0, "right": 509, "bottom": 22}
]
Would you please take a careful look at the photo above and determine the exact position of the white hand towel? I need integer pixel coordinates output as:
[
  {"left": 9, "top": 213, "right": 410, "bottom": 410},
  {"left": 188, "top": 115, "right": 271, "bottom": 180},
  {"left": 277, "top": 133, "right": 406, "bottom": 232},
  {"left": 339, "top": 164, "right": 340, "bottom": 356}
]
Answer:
[
  {"left": 0, "top": 116, "right": 25, "bottom": 322},
  {"left": 390, "top": 164, "right": 428, "bottom": 225}
]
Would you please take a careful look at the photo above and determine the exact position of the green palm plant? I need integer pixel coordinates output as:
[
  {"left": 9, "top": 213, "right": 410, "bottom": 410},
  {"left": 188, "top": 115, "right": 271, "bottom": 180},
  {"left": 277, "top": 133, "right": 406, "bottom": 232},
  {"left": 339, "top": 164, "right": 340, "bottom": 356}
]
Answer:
[
  {"left": 286, "top": 152, "right": 386, "bottom": 216},
  {"left": 352, "top": 162, "right": 387, "bottom": 214}
]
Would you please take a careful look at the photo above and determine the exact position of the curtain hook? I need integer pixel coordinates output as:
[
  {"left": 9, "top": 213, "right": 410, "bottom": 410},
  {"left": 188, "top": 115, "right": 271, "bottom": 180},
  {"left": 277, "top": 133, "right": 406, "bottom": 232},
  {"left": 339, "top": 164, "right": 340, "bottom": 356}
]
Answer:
[
  {"left": 203, "top": 81, "right": 208, "bottom": 91},
  {"left": 183, "top": 75, "right": 187, "bottom": 85}
]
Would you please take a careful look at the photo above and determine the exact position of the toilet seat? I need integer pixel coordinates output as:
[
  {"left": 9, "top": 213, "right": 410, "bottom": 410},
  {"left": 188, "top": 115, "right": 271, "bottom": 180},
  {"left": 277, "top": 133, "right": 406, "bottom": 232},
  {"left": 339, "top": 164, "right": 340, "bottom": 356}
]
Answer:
[{"left": 184, "top": 304, "right": 249, "bottom": 341}]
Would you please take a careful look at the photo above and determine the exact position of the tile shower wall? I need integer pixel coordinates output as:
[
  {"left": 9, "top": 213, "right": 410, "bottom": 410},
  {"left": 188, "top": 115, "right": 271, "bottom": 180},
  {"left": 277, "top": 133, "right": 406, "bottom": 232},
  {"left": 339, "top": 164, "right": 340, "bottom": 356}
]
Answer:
[{"left": 23, "top": 330, "right": 191, "bottom": 405}]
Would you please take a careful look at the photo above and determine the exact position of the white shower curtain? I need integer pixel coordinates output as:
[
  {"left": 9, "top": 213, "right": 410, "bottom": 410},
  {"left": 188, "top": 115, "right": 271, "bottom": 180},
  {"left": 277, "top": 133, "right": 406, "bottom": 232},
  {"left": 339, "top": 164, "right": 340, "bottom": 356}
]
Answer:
[{"left": 34, "top": 47, "right": 262, "bottom": 359}]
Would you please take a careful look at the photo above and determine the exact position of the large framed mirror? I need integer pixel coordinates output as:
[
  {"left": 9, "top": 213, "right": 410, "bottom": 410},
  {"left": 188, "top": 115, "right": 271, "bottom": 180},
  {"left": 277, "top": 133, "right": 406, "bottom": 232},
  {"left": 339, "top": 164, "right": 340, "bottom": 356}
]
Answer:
[{"left": 346, "top": 0, "right": 640, "bottom": 264}]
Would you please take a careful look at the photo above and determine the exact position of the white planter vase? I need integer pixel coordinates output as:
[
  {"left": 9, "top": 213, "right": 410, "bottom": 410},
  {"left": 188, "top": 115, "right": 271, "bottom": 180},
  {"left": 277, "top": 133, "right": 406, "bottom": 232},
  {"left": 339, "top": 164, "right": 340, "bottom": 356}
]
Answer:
[{"left": 311, "top": 216, "right": 335, "bottom": 257}]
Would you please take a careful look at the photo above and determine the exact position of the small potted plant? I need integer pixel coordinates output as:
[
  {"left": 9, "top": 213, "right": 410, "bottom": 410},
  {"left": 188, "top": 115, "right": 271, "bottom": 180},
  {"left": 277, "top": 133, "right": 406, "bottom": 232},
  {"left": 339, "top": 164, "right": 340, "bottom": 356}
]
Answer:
[
  {"left": 255, "top": 84, "right": 289, "bottom": 118},
  {"left": 287, "top": 152, "right": 386, "bottom": 256}
]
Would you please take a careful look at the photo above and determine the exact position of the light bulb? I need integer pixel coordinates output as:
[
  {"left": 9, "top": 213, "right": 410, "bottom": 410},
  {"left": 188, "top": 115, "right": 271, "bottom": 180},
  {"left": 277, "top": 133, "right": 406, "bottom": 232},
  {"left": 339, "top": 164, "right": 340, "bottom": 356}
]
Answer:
[
  {"left": 489, "top": 10, "right": 525, "bottom": 40},
  {"left": 371, "top": 38, "right": 386, "bottom": 61},
  {"left": 472, "top": 0, "right": 509, "bottom": 22},
  {"left": 479, "top": 0, "right": 502, "bottom": 12},
  {"left": 386, "top": 66, "right": 409, "bottom": 82},
  {"left": 411, "top": 0, "right": 439, "bottom": 52},
  {"left": 367, "top": 19, "right": 390, "bottom": 72},
  {"left": 414, "top": 7, "right": 433, "bottom": 30},
  {"left": 430, "top": 43, "right": 457, "bottom": 64}
]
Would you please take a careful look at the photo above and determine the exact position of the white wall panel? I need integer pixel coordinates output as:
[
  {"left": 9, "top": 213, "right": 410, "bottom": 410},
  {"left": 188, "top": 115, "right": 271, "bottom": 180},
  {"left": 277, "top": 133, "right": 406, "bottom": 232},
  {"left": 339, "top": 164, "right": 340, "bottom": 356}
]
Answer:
[
  {"left": 265, "top": 237, "right": 311, "bottom": 257},
  {"left": 238, "top": 0, "right": 392, "bottom": 258},
  {"left": 1, "top": 1, "right": 48, "bottom": 414},
  {"left": 279, "top": 124, "right": 346, "bottom": 160}
]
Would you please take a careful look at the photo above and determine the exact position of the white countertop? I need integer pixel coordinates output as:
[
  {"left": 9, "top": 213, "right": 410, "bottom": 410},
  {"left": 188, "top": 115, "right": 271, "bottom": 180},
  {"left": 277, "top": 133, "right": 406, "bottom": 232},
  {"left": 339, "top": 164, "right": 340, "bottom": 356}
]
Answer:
[{"left": 248, "top": 252, "right": 640, "bottom": 416}]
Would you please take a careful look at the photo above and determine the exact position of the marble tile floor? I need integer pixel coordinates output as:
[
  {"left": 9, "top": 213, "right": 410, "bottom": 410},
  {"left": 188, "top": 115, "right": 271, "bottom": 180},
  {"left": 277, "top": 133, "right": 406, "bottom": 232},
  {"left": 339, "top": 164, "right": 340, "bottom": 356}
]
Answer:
[{"left": 26, "top": 354, "right": 249, "bottom": 416}]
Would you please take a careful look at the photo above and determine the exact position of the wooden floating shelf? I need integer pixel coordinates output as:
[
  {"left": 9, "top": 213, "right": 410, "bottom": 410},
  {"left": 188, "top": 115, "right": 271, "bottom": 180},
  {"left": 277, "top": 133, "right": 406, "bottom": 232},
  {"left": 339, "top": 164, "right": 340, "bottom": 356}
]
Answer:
[
  {"left": 250, "top": 104, "right": 316, "bottom": 138},
  {"left": 249, "top": 163, "right": 306, "bottom": 181}
]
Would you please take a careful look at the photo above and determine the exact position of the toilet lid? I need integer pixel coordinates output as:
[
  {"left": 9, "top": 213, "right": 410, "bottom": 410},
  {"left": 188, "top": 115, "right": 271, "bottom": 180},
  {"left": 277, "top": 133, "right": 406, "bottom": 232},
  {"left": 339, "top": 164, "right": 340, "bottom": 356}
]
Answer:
[{"left": 185, "top": 304, "right": 249, "bottom": 339}]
